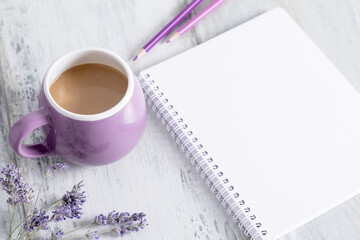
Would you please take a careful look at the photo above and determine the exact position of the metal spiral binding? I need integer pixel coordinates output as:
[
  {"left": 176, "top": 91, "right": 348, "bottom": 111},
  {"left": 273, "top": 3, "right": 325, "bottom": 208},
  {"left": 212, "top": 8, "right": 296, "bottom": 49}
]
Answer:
[{"left": 138, "top": 73, "right": 268, "bottom": 240}]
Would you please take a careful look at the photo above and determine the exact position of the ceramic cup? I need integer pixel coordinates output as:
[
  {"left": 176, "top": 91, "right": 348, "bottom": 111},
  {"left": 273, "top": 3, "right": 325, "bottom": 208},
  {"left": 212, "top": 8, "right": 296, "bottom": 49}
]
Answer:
[{"left": 8, "top": 48, "right": 147, "bottom": 166}]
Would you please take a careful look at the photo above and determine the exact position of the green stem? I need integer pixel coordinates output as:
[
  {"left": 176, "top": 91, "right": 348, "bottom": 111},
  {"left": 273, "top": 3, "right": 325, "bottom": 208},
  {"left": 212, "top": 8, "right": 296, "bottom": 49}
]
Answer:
[
  {"left": 61, "top": 236, "right": 83, "bottom": 240},
  {"left": 15, "top": 210, "right": 34, "bottom": 240},
  {"left": 8, "top": 205, "right": 16, "bottom": 239},
  {"left": 13, "top": 213, "right": 33, "bottom": 240},
  {"left": 61, "top": 228, "right": 116, "bottom": 240},
  {"left": 7, "top": 219, "right": 25, "bottom": 240},
  {"left": 45, "top": 200, "right": 62, "bottom": 213},
  {"left": 17, "top": 198, "right": 61, "bottom": 240},
  {"left": 61, "top": 235, "right": 84, "bottom": 240},
  {"left": 24, "top": 228, "right": 39, "bottom": 240},
  {"left": 16, "top": 181, "right": 44, "bottom": 240},
  {"left": 95, "top": 228, "right": 117, "bottom": 235},
  {"left": 15, "top": 212, "right": 37, "bottom": 240},
  {"left": 8, "top": 204, "right": 10, "bottom": 232},
  {"left": 27, "top": 182, "right": 43, "bottom": 217},
  {"left": 14, "top": 224, "right": 23, "bottom": 240},
  {"left": 17, "top": 228, "right": 31, "bottom": 240},
  {"left": 62, "top": 223, "right": 94, "bottom": 236}
]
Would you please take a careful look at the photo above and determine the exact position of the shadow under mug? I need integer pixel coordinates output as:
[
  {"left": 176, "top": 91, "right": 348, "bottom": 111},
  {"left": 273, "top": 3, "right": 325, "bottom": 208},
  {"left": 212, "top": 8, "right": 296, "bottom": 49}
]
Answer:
[{"left": 8, "top": 48, "right": 147, "bottom": 166}]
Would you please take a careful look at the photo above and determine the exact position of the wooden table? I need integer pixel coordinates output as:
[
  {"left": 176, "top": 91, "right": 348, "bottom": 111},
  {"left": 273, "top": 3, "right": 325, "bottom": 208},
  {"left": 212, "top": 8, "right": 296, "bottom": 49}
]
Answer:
[{"left": 1, "top": 0, "right": 360, "bottom": 239}]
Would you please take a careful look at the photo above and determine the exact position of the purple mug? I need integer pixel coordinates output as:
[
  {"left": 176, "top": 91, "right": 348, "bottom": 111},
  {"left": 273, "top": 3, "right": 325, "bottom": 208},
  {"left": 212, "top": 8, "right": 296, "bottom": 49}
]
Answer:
[{"left": 8, "top": 48, "right": 146, "bottom": 166}]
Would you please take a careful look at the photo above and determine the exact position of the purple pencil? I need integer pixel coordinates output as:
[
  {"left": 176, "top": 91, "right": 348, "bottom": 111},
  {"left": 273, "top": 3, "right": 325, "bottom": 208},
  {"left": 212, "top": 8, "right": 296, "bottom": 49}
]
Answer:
[
  {"left": 133, "top": 0, "right": 204, "bottom": 61},
  {"left": 168, "top": 0, "right": 226, "bottom": 43}
]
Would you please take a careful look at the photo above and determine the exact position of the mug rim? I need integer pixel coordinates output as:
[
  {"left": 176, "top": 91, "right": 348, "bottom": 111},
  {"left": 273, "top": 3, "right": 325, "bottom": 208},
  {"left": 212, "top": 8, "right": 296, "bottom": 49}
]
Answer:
[{"left": 43, "top": 48, "right": 134, "bottom": 121}]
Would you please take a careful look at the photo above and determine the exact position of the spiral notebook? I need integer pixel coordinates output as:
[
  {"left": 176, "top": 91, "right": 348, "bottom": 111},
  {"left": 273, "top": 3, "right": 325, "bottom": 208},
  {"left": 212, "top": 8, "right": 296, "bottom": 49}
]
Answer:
[{"left": 138, "top": 8, "right": 360, "bottom": 240}]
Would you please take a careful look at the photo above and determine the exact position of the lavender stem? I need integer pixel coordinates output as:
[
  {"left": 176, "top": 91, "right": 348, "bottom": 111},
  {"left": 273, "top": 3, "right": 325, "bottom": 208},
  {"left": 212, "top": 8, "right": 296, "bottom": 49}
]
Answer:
[
  {"left": 13, "top": 214, "right": 32, "bottom": 240},
  {"left": 16, "top": 214, "right": 37, "bottom": 240},
  {"left": 14, "top": 223, "right": 23, "bottom": 240},
  {"left": 17, "top": 228, "right": 29, "bottom": 240},
  {"left": 27, "top": 181, "right": 44, "bottom": 217},
  {"left": 24, "top": 228, "right": 39, "bottom": 240},
  {"left": 96, "top": 228, "right": 117, "bottom": 235},
  {"left": 61, "top": 236, "right": 83, "bottom": 240},
  {"left": 17, "top": 181, "right": 44, "bottom": 240},
  {"left": 62, "top": 223, "right": 94, "bottom": 236},
  {"left": 7, "top": 204, "right": 10, "bottom": 239},
  {"left": 7, "top": 217, "right": 24, "bottom": 240},
  {"left": 46, "top": 199, "right": 62, "bottom": 213},
  {"left": 9, "top": 205, "right": 16, "bottom": 239},
  {"left": 62, "top": 228, "right": 115, "bottom": 240}
]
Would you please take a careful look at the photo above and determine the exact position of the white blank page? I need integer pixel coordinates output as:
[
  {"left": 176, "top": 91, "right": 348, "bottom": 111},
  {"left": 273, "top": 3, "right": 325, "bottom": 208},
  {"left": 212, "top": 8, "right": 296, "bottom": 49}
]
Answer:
[{"left": 140, "top": 8, "right": 360, "bottom": 239}]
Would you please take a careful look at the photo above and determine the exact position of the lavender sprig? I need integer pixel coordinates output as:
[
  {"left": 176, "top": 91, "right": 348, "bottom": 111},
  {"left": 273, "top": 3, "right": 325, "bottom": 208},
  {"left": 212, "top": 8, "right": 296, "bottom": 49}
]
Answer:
[
  {"left": 94, "top": 211, "right": 147, "bottom": 226},
  {"left": 46, "top": 163, "right": 69, "bottom": 177},
  {"left": 94, "top": 211, "right": 148, "bottom": 237},
  {"left": 115, "top": 215, "right": 148, "bottom": 237},
  {"left": 107, "top": 210, "right": 120, "bottom": 224},
  {"left": 1, "top": 164, "right": 148, "bottom": 239},
  {"left": 51, "top": 180, "right": 86, "bottom": 221},
  {"left": 23, "top": 209, "right": 49, "bottom": 233},
  {"left": 0, "top": 164, "right": 34, "bottom": 206}
]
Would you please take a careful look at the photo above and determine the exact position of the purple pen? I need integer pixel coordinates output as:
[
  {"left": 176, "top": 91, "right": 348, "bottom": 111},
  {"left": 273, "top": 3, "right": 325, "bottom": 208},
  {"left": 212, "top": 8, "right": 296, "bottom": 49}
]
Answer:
[{"left": 133, "top": 0, "right": 204, "bottom": 61}]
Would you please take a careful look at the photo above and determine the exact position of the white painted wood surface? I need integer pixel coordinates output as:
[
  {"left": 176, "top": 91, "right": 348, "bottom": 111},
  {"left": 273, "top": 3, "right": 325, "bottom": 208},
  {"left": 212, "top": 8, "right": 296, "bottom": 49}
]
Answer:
[{"left": 0, "top": 0, "right": 360, "bottom": 239}]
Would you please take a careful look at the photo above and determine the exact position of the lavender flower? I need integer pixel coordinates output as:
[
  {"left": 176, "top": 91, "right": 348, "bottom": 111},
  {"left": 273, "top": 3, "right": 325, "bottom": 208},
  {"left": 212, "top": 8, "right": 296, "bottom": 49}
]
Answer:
[
  {"left": 94, "top": 211, "right": 148, "bottom": 237},
  {"left": 1, "top": 163, "right": 148, "bottom": 240},
  {"left": 46, "top": 163, "right": 69, "bottom": 176},
  {"left": 115, "top": 217, "right": 148, "bottom": 237},
  {"left": 51, "top": 205, "right": 72, "bottom": 222},
  {"left": 94, "top": 214, "right": 108, "bottom": 225},
  {"left": 23, "top": 209, "right": 49, "bottom": 233},
  {"left": 118, "top": 212, "right": 131, "bottom": 223},
  {"left": 49, "top": 227, "right": 64, "bottom": 240},
  {"left": 94, "top": 211, "right": 147, "bottom": 227},
  {"left": 51, "top": 181, "right": 86, "bottom": 221},
  {"left": 94, "top": 211, "right": 121, "bottom": 225},
  {"left": 0, "top": 164, "right": 34, "bottom": 206},
  {"left": 121, "top": 212, "right": 146, "bottom": 225},
  {"left": 130, "top": 212, "right": 146, "bottom": 222},
  {"left": 107, "top": 210, "right": 120, "bottom": 224},
  {"left": 85, "top": 230, "right": 99, "bottom": 240}
]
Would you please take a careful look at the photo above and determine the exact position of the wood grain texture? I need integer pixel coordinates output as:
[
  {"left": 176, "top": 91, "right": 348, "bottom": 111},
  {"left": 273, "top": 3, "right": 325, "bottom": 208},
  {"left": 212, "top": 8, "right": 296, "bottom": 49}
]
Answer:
[{"left": 0, "top": 0, "right": 359, "bottom": 239}]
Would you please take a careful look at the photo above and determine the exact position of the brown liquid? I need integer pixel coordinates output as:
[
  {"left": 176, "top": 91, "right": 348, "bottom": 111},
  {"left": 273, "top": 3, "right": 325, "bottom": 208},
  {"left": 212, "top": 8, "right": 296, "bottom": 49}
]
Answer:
[{"left": 50, "top": 63, "right": 128, "bottom": 115}]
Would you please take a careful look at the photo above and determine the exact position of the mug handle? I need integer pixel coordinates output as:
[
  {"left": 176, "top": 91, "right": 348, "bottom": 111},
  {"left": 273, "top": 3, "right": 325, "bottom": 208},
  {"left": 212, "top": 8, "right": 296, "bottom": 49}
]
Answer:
[{"left": 8, "top": 108, "right": 55, "bottom": 158}]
